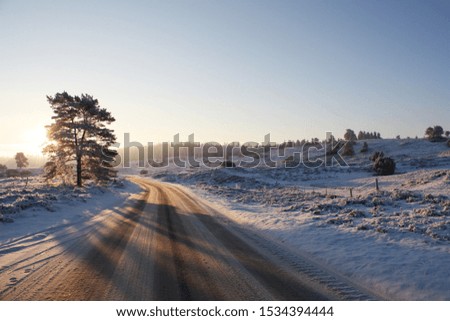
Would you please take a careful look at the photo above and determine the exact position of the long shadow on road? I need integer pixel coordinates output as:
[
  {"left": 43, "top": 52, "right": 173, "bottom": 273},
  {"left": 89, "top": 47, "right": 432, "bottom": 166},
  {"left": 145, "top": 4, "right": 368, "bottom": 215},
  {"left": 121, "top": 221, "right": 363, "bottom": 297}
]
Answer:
[{"left": 1, "top": 180, "right": 371, "bottom": 300}]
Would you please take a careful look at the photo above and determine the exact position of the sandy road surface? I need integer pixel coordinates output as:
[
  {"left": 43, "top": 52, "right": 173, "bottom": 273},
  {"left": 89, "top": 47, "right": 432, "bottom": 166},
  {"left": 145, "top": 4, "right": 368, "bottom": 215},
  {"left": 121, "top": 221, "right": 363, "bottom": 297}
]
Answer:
[{"left": 0, "top": 178, "right": 374, "bottom": 300}]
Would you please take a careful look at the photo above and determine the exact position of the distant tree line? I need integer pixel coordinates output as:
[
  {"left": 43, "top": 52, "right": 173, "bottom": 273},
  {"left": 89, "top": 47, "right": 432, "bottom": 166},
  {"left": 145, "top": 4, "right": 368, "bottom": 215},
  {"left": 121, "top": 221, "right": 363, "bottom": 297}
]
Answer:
[
  {"left": 344, "top": 129, "right": 382, "bottom": 142},
  {"left": 357, "top": 131, "right": 381, "bottom": 140}
]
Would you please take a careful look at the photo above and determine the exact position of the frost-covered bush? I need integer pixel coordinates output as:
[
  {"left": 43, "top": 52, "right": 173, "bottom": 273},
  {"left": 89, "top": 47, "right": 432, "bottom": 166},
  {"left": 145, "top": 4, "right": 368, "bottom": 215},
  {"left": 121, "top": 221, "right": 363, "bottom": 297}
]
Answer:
[
  {"left": 373, "top": 156, "right": 396, "bottom": 176},
  {"left": 360, "top": 142, "right": 368, "bottom": 153},
  {"left": 370, "top": 151, "right": 395, "bottom": 175}
]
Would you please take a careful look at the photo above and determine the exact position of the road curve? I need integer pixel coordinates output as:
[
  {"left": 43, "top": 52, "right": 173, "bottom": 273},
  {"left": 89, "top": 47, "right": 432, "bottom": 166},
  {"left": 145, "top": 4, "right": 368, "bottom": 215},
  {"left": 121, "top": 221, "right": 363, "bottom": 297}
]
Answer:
[{"left": 0, "top": 177, "right": 373, "bottom": 300}]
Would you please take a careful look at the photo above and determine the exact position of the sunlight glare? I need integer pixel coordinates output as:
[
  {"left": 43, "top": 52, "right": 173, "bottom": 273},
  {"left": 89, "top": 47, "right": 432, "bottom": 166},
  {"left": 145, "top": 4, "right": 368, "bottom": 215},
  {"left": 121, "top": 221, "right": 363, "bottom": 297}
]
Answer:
[{"left": 21, "top": 126, "right": 48, "bottom": 155}]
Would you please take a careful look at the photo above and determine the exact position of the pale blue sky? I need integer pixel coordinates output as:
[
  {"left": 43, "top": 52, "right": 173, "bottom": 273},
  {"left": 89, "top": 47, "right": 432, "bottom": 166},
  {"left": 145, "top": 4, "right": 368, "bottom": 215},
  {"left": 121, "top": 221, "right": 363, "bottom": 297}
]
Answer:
[{"left": 0, "top": 0, "right": 449, "bottom": 155}]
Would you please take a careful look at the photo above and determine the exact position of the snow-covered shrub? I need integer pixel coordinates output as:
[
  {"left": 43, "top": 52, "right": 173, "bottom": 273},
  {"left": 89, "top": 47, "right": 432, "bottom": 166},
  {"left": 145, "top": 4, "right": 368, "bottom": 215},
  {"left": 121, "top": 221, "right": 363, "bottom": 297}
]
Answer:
[
  {"left": 370, "top": 151, "right": 395, "bottom": 175},
  {"left": 391, "top": 190, "right": 419, "bottom": 202},
  {"left": 373, "top": 156, "right": 396, "bottom": 175},
  {"left": 348, "top": 209, "right": 365, "bottom": 217},
  {"left": 360, "top": 142, "right": 368, "bottom": 153}
]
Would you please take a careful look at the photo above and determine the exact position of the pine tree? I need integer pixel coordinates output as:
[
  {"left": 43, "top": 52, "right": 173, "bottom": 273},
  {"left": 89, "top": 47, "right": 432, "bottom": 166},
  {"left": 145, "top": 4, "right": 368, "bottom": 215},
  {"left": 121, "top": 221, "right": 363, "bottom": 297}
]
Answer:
[
  {"left": 425, "top": 127, "right": 435, "bottom": 141},
  {"left": 43, "top": 92, "right": 117, "bottom": 187},
  {"left": 344, "top": 129, "right": 357, "bottom": 142},
  {"left": 433, "top": 125, "right": 444, "bottom": 139},
  {"left": 425, "top": 125, "right": 445, "bottom": 142}
]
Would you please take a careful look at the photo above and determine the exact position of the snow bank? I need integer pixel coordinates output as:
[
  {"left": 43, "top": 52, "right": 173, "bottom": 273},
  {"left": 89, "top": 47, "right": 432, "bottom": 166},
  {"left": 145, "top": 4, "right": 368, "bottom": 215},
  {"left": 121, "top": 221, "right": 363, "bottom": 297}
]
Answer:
[{"left": 0, "top": 177, "right": 141, "bottom": 245}]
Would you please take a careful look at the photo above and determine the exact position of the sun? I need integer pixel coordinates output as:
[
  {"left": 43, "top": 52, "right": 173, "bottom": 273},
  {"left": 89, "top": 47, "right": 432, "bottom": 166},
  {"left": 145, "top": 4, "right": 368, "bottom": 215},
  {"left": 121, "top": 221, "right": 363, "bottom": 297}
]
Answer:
[{"left": 22, "top": 126, "right": 48, "bottom": 155}]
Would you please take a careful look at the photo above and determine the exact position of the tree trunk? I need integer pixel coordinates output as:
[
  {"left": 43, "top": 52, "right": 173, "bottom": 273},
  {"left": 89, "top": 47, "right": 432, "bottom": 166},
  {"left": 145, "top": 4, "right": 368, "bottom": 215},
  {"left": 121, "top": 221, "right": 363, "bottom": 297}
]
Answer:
[{"left": 76, "top": 155, "right": 82, "bottom": 187}]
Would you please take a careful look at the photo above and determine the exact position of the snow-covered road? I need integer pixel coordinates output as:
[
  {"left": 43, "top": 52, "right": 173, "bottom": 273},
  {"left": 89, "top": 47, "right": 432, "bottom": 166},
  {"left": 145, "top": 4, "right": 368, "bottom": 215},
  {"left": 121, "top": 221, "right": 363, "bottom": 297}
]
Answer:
[{"left": 0, "top": 178, "right": 376, "bottom": 300}]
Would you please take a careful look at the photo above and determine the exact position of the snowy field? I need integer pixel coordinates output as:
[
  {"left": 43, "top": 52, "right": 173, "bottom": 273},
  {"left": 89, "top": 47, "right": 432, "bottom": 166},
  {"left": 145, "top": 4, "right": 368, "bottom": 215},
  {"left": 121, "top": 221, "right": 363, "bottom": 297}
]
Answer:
[
  {"left": 0, "top": 177, "right": 141, "bottom": 245},
  {"left": 146, "top": 139, "right": 450, "bottom": 300}
]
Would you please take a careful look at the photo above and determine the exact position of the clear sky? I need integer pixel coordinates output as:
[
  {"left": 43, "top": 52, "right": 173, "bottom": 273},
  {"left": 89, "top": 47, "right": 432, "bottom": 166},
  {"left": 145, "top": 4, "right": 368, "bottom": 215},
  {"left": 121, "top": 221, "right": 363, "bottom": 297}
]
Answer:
[{"left": 0, "top": 0, "right": 449, "bottom": 156}]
